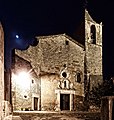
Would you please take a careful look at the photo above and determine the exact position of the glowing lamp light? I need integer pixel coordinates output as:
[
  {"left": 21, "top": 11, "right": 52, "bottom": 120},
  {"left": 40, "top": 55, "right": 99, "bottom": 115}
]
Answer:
[{"left": 16, "top": 71, "right": 31, "bottom": 90}]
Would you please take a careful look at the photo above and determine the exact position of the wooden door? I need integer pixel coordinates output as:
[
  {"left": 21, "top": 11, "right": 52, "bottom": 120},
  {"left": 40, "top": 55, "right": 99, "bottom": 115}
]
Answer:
[
  {"left": 34, "top": 97, "right": 38, "bottom": 110},
  {"left": 60, "top": 94, "right": 70, "bottom": 110}
]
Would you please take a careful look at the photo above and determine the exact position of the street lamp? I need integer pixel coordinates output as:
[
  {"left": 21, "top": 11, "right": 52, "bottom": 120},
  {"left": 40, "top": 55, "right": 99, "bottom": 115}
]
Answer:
[{"left": 16, "top": 71, "right": 31, "bottom": 90}]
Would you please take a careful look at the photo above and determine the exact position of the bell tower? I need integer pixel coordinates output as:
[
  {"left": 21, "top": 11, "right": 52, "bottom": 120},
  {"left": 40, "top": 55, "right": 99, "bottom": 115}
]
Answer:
[{"left": 85, "top": 9, "right": 103, "bottom": 90}]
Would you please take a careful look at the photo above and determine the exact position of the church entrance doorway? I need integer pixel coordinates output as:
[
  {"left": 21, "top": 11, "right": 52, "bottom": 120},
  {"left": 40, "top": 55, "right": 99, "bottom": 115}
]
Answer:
[{"left": 60, "top": 94, "right": 70, "bottom": 110}]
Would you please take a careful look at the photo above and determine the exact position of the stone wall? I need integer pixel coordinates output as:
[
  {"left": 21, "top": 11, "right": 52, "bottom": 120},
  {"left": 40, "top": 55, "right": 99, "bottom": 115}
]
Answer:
[
  {"left": 0, "top": 23, "right": 4, "bottom": 119},
  {"left": 85, "top": 43, "right": 103, "bottom": 89},
  {"left": 40, "top": 74, "right": 59, "bottom": 111},
  {"left": 15, "top": 34, "right": 85, "bottom": 111},
  {"left": 85, "top": 10, "right": 103, "bottom": 90},
  {"left": 16, "top": 34, "right": 85, "bottom": 92},
  {"left": 13, "top": 10, "right": 103, "bottom": 112},
  {"left": 38, "top": 34, "right": 85, "bottom": 95},
  {"left": 39, "top": 34, "right": 85, "bottom": 111},
  {"left": 12, "top": 55, "right": 40, "bottom": 111},
  {"left": 86, "top": 44, "right": 102, "bottom": 75},
  {"left": 16, "top": 34, "right": 85, "bottom": 77}
]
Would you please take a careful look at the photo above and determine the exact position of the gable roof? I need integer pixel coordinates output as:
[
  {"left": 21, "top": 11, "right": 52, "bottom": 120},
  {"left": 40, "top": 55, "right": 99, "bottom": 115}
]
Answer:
[
  {"left": 85, "top": 9, "right": 96, "bottom": 23},
  {"left": 64, "top": 34, "right": 84, "bottom": 48},
  {"left": 36, "top": 33, "right": 84, "bottom": 49}
]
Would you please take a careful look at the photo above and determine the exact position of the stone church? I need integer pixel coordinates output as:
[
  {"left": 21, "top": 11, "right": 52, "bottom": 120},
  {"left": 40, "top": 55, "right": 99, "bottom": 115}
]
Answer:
[{"left": 12, "top": 9, "right": 103, "bottom": 111}]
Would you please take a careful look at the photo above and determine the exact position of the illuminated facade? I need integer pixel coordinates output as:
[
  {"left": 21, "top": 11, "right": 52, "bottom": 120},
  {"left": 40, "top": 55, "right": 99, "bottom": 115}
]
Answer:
[
  {"left": 12, "top": 55, "right": 40, "bottom": 111},
  {"left": 12, "top": 10, "right": 103, "bottom": 111}
]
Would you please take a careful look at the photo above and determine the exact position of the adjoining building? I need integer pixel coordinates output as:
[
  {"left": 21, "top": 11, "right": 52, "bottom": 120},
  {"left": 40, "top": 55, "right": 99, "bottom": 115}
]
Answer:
[
  {"left": 0, "top": 23, "right": 5, "bottom": 119},
  {"left": 11, "top": 9, "right": 103, "bottom": 111}
]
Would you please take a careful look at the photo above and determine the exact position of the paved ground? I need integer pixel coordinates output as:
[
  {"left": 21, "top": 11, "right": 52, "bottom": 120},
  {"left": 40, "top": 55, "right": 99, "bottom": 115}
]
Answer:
[
  {"left": 12, "top": 111, "right": 101, "bottom": 120},
  {"left": 4, "top": 115, "right": 85, "bottom": 120}
]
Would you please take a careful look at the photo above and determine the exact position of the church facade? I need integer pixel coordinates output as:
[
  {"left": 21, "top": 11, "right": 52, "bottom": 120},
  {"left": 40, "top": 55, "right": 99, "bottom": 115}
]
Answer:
[{"left": 12, "top": 10, "right": 103, "bottom": 111}]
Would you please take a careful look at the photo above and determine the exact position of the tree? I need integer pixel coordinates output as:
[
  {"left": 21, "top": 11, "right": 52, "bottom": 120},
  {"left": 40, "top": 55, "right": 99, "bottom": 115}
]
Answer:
[{"left": 89, "top": 79, "right": 113, "bottom": 107}]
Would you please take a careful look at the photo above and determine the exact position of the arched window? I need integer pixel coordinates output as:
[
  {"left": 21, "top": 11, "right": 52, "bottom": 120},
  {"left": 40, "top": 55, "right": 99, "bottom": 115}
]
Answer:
[
  {"left": 77, "top": 73, "right": 81, "bottom": 83},
  {"left": 76, "top": 72, "right": 81, "bottom": 83},
  {"left": 91, "top": 25, "right": 96, "bottom": 44},
  {"left": 64, "top": 81, "right": 66, "bottom": 88},
  {"left": 63, "top": 80, "right": 69, "bottom": 89}
]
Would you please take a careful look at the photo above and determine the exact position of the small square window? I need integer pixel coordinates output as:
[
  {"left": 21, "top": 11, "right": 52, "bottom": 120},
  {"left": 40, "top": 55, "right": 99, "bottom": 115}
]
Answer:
[
  {"left": 76, "top": 72, "right": 81, "bottom": 83},
  {"left": 65, "top": 40, "right": 69, "bottom": 45},
  {"left": 63, "top": 64, "right": 66, "bottom": 68},
  {"left": 32, "top": 79, "right": 34, "bottom": 84}
]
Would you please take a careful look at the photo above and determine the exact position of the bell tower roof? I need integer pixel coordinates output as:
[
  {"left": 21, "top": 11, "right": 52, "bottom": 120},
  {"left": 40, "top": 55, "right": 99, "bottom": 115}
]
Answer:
[{"left": 85, "top": 9, "right": 95, "bottom": 23}]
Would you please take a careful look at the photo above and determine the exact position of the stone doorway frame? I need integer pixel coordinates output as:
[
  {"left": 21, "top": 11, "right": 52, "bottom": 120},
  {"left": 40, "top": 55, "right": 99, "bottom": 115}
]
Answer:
[
  {"left": 55, "top": 89, "right": 75, "bottom": 111},
  {"left": 32, "top": 93, "right": 40, "bottom": 111}
]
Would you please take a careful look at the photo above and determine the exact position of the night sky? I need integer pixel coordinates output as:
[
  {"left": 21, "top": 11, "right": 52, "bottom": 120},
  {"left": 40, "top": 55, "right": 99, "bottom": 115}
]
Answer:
[{"left": 0, "top": 0, "right": 114, "bottom": 79}]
